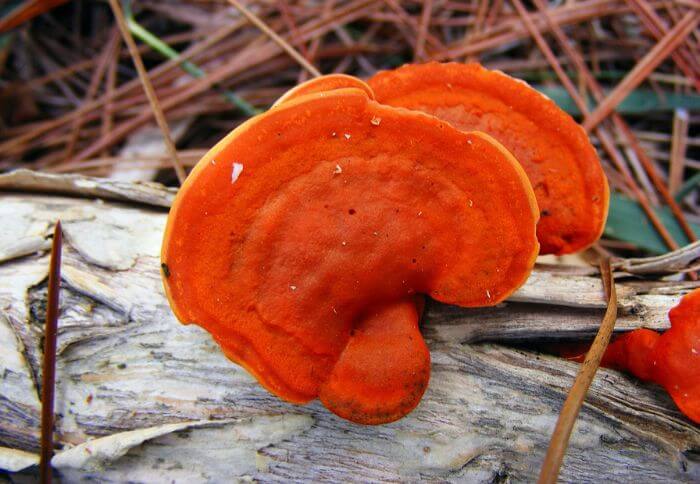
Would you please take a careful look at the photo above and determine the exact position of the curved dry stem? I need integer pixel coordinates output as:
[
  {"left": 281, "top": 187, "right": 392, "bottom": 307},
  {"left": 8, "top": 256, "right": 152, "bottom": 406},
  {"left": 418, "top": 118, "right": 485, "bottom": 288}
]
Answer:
[{"left": 538, "top": 257, "right": 618, "bottom": 484}]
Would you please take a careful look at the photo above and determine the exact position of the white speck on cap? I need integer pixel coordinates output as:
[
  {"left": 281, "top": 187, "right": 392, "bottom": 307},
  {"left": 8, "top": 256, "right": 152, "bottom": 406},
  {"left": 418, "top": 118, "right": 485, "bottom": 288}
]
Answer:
[
  {"left": 344, "top": 133, "right": 351, "bottom": 140},
  {"left": 231, "top": 162, "right": 244, "bottom": 184},
  {"left": 290, "top": 285, "right": 297, "bottom": 291},
  {"left": 334, "top": 164, "right": 343, "bottom": 174}
]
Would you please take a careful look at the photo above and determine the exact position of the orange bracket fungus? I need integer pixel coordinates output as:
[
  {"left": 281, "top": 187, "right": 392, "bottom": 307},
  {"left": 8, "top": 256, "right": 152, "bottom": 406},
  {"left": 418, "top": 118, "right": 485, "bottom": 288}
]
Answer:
[
  {"left": 368, "top": 62, "right": 609, "bottom": 255},
  {"left": 162, "top": 85, "right": 540, "bottom": 424},
  {"left": 563, "top": 288, "right": 700, "bottom": 423}
]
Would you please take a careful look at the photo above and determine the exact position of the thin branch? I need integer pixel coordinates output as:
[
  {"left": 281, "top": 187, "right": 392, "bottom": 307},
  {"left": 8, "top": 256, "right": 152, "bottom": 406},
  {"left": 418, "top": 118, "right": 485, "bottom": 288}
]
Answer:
[
  {"left": 538, "top": 258, "right": 618, "bottom": 484},
  {"left": 39, "top": 221, "right": 62, "bottom": 484},
  {"left": 107, "top": 0, "right": 186, "bottom": 184}
]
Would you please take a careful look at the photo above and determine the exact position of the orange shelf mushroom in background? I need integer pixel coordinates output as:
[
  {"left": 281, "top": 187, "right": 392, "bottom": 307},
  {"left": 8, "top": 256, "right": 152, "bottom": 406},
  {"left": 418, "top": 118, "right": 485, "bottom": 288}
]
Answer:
[
  {"left": 161, "top": 86, "right": 540, "bottom": 424},
  {"left": 368, "top": 62, "right": 609, "bottom": 255},
  {"left": 562, "top": 288, "right": 700, "bottom": 424}
]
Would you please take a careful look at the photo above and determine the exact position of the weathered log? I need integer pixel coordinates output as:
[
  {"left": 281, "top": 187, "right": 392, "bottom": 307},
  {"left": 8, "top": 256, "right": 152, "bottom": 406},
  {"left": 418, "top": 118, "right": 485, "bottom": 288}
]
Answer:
[{"left": 1, "top": 172, "right": 698, "bottom": 482}]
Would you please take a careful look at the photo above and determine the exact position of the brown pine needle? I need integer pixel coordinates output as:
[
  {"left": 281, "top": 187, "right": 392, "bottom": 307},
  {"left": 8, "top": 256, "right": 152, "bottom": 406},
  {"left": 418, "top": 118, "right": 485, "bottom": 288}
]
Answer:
[
  {"left": 669, "top": 109, "right": 689, "bottom": 196},
  {"left": 414, "top": 0, "right": 433, "bottom": 61},
  {"left": 39, "top": 221, "right": 62, "bottom": 484},
  {"left": 108, "top": 0, "right": 186, "bottom": 184},
  {"left": 0, "top": 0, "right": 70, "bottom": 33},
  {"left": 626, "top": 0, "right": 700, "bottom": 90},
  {"left": 538, "top": 258, "right": 618, "bottom": 484},
  {"left": 64, "top": 28, "right": 120, "bottom": 161},
  {"left": 227, "top": 0, "right": 321, "bottom": 78},
  {"left": 583, "top": 10, "right": 700, "bottom": 131}
]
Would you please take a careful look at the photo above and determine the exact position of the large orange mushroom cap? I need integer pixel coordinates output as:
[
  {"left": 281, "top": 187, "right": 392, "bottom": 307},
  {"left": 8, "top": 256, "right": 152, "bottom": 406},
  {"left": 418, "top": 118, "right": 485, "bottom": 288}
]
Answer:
[
  {"left": 161, "top": 87, "right": 539, "bottom": 424},
  {"left": 368, "top": 62, "right": 609, "bottom": 255}
]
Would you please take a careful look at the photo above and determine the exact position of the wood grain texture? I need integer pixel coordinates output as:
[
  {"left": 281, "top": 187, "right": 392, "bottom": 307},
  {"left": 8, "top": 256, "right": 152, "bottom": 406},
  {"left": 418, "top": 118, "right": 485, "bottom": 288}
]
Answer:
[{"left": 1, "top": 174, "right": 699, "bottom": 482}]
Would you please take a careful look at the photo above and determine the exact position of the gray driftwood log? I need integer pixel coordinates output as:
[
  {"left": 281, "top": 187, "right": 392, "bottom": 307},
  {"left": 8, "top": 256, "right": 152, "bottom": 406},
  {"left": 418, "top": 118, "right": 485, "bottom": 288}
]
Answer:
[{"left": 1, "top": 170, "right": 699, "bottom": 482}]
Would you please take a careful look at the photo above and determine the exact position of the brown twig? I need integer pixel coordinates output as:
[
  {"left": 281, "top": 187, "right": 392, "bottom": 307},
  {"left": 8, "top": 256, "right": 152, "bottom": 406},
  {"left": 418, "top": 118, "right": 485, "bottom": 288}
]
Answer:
[
  {"left": 39, "top": 221, "right": 62, "bottom": 484},
  {"left": 107, "top": 0, "right": 186, "bottom": 184},
  {"left": 538, "top": 257, "right": 618, "bottom": 484}
]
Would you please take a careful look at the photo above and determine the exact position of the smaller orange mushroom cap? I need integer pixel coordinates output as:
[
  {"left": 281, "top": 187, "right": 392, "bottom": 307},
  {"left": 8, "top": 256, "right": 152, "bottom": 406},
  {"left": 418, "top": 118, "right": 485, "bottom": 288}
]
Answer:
[
  {"left": 653, "top": 289, "right": 700, "bottom": 423},
  {"left": 161, "top": 86, "right": 539, "bottom": 424},
  {"left": 598, "top": 329, "right": 660, "bottom": 382},
  {"left": 369, "top": 62, "right": 609, "bottom": 255},
  {"left": 562, "top": 288, "right": 700, "bottom": 423}
]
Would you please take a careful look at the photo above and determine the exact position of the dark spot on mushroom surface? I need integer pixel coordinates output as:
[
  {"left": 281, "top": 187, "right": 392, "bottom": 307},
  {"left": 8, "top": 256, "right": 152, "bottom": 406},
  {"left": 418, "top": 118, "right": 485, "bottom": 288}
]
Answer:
[
  {"left": 540, "top": 209, "right": 551, "bottom": 217},
  {"left": 161, "top": 263, "right": 170, "bottom": 278},
  {"left": 348, "top": 208, "right": 356, "bottom": 215}
]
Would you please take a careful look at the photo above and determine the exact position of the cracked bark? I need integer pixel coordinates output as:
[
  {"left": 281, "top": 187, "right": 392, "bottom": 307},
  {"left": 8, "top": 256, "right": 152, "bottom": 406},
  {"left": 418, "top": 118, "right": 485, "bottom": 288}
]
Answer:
[{"left": 0, "top": 171, "right": 698, "bottom": 482}]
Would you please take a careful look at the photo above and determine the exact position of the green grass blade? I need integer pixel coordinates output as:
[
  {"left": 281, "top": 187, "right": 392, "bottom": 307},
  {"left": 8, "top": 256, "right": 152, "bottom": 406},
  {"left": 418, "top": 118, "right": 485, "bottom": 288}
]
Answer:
[
  {"left": 535, "top": 86, "right": 700, "bottom": 116},
  {"left": 675, "top": 172, "right": 700, "bottom": 202},
  {"left": 123, "top": 8, "right": 259, "bottom": 116},
  {"left": 604, "top": 192, "right": 699, "bottom": 255}
]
